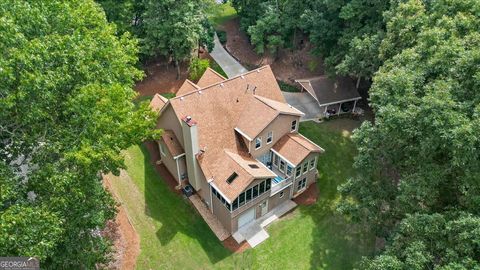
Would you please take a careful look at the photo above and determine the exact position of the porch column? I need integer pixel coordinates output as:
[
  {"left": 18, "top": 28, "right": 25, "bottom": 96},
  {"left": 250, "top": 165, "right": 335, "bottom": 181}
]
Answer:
[
  {"left": 353, "top": 99, "right": 357, "bottom": 113},
  {"left": 175, "top": 158, "right": 181, "bottom": 186},
  {"left": 337, "top": 103, "right": 342, "bottom": 115}
]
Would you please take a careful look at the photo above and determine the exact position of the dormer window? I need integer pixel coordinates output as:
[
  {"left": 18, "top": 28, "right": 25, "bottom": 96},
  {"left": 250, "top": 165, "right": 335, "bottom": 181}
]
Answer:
[
  {"left": 291, "top": 120, "right": 297, "bottom": 132},
  {"left": 267, "top": 131, "right": 273, "bottom": 144},
  {"left": 255, "top": 137, "right": 262, "bottom": 149}
]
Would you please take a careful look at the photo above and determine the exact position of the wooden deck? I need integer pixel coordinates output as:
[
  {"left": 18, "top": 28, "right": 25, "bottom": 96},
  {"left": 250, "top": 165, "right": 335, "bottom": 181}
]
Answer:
[{"left": 189, "top": 194, "right": 230, "bottom": 241}]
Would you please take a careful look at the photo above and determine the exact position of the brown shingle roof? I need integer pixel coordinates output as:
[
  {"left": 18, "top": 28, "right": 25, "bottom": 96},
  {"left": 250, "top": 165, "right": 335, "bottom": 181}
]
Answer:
[
  {"left": 272, "top": 133, "right": 324, "bottom": 166},
  {"left": 296, "top": 76, "right": 361, "bottom": 105},
  {"left": 150, "top": 94, "right": 169, "bottom": 112},
  {"left": 164, "top": 66, "right": 296, "bottom": 201},
  {"left": 161, "top": 130, "right": 184, "bottom": 157},
  {"left": 196, "top": 67, "right": 226, "bottom": 88},
  {"left": 176, "top": 79, "right": 200, "bottom": 96}
]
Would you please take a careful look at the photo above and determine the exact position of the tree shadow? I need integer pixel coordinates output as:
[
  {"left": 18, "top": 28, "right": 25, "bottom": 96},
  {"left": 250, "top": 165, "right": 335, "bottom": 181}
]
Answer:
[
  {"left": 141, "top": 141, "right": 231, "bottom": 264},
  {"left": 298, "top": 121, "right": 374, "bottom": 269}
]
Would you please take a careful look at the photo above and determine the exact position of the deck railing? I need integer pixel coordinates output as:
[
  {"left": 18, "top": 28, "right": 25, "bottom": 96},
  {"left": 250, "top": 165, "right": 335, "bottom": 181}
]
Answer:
[{"left": 271, "top": 176, "right": 293, "bottom": 196}]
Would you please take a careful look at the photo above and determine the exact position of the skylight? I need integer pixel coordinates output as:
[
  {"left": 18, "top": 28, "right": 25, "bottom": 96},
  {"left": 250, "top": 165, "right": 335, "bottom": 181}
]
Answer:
[
  {"left": 226, "top": 172, "right": 238, "bottom": 184},
  {"left": 248, "top": 164, "right": 259, "bottom": 169}
]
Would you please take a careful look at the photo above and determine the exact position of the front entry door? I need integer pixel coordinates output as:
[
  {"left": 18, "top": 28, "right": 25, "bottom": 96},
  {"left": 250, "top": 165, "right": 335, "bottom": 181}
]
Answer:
[{"left": 260, "top": 200, "right": 268, "bottom": 216}]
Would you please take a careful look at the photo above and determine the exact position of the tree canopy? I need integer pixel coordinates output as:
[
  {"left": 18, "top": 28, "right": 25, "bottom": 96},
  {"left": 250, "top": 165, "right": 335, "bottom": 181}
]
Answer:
[
  {"left": 338, "top": 0, "right": 480, "bottom": 268},
  {"left": 0, "top": 0, "right": 158, "bottom": 268}
]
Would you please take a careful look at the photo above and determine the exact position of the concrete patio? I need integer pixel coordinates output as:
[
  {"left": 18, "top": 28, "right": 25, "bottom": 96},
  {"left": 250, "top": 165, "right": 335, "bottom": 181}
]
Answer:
[{"left": 232, "top": 200, "right": 297, "bottom": 247}]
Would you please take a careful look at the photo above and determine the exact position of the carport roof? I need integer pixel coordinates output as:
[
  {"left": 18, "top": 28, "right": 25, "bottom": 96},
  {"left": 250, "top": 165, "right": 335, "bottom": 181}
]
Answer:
[{"left": 296, "top": 76, "right": 361, "bottom": 106}]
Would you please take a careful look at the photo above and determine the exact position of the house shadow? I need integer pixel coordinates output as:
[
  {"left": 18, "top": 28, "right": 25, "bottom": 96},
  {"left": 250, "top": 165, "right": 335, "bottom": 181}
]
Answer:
[{"left": 141, "top": 141, "right": 231, "bottom": 264}]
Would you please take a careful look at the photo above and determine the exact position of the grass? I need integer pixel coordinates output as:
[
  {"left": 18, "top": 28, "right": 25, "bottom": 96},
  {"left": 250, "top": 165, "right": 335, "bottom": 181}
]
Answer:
[
  {"left": 208, "top": 2, "right": 237, "bottom": 28},
  {"left": 108, "top": 120, "right": 373, "bottom": 269}
]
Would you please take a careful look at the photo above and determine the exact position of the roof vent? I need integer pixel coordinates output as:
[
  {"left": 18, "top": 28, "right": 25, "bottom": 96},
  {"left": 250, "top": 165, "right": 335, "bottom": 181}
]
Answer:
[
  {"left": 198, "top": 90, "right": 203, "bottom": 94},
  {"left": 185, "top": 116, "right": 192, "bottom": 122},
  {"left": 241, "top": 75, "right": 245, "bottom": 79},
  {"left": 220, "top": 83, "right": 224, "bottom": 88},
  {"left": 226, "top": 172, "right": 238, "bottom": 184},
  {"left": 256, "top": 69, "right": 260, "bottom": 73},
  {"left": 248, "top": 164, "right": 259, "bottom": 169},
  {"left": 180, "top": 97, "right": 184, "bottom": 101}
]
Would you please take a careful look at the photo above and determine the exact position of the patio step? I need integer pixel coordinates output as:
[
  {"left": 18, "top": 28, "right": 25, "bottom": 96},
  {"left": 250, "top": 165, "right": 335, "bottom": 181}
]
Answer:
[{"left": 247, "top": 229, "right": 269, "bottom": 248}]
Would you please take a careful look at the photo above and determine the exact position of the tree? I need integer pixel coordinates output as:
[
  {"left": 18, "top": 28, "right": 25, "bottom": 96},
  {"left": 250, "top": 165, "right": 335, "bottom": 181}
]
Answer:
[
  {"left": 247, "top": 3, "right": 284, "bottom": 56},
  {"left": 0, "top": 0, "right": 158, "bottom": 268},
  {"left": 142, "top": 0, "right": 214, "bottom": 78},
  {"left": 338, "top": 0, "right": 480, "bottom": 268},
  {"left": 97, "top": 0, "right": 145, "bottom": 35}
]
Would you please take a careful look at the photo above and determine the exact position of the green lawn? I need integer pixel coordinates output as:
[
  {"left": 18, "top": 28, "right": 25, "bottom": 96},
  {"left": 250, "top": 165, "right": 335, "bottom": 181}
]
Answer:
[
  {"left": 208, "top": 2, "right": 237, "bottom": 28},
  {"left": 108, "top": 120, "right": 373, "bottom": 269}
]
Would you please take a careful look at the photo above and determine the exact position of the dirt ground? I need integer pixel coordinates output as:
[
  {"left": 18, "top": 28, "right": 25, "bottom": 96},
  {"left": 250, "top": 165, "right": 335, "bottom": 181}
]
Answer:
[
  {"left": 103, "top": 177, "right": 140, "bottom": 270},
  {"left": 219, "top": 18, "right": 324, "bottom": 84},
  {"left": 293, "top": 182, "right": 319, "bottom": 205}
]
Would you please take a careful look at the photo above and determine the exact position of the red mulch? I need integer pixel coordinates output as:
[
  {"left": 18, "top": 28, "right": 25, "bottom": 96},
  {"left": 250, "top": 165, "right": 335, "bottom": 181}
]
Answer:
[
  {"left": 103, "top": 178, "right": 140, "bottom": 270},
  {"left": 219, "top": 18, "right": 325, "bottom": 84},
  {"left": 222, "top": 236, "right": 251, "bottom": 253},
  {"left": 143, "top": 140, "right": 182, "bottom": 194},
  {"left": 135, "top": 57, "right": 189, "bottom": 97},
  {"left": 293, "top": 182, "right": 319, "bottom": 205}
]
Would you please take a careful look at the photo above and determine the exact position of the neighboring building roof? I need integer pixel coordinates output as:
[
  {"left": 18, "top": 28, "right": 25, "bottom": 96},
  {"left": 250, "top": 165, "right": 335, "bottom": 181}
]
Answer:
[
  {"left": 196, "top": 67, "right": 226, "bottom": 88},
  {"left": 272, "top": 133, "right": 324, "bottom": 166},
  {"left": 296, "top": 76, "right": 361, "bottom": 106},
  {"left": 160, "top": 130, "right": 184, "bottom": 157},
  {"left": 150, "top": 94, "right": 169, "bottom": 112},
  {"left": 176, "top": 79, "right": 200, "bottom": 96}
]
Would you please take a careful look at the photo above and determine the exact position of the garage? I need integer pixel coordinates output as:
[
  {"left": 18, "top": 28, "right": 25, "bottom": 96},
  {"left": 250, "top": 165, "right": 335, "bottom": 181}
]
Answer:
[{"left": 238, "top": 207, "right": 255, "bottom": 228}]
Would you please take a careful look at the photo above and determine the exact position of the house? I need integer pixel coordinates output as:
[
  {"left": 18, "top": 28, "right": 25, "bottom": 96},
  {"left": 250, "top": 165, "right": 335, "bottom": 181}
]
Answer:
[
  {"left": 295, "top": 76, "right": 362, "bottom": 118},
  {"left": 150, "top": 66, "right": 324, "bottom": 246}
]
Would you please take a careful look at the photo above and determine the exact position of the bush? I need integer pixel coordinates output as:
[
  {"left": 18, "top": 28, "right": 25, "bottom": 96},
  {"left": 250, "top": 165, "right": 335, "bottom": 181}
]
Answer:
[
  {"left": 209, "top": 59, "right": 228, "bottom": 78},
  {"left": 308, "top": 60, "right": 319, "bottom": 72},
  {"left": 188, "top": 58, "right": 210, "bottom": 81},
  {"left": 216, "top": 30, "right": 227, "bottom": 44},
  {"left": 277, "top": 80, "right": 300, "bottom": 92}
]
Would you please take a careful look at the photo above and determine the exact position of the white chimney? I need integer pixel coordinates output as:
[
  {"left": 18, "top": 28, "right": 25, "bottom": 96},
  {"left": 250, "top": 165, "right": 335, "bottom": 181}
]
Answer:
[{"left": 181, "top": 115, "right": 202, "bottom": 191}]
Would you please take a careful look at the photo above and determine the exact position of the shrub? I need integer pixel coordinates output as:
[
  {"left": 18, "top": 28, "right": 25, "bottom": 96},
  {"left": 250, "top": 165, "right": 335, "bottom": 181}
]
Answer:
[
  {"left": 277, "top": 80, "right": 300, "bottom": 92},
  {"left": 308, "top": 60, "right": 319, "bottom": 72},
  {"left": 216, "top": 30, "right": 227, "bottom": 44},
  {"left": 209, "top": 59, "right": 228, "bottom": 78},
  {"left": 188, "top": 58, "right": 210, "bottom": 81}
]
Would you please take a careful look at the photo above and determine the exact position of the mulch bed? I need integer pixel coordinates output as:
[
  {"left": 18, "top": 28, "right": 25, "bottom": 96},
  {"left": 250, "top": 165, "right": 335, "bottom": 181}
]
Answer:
[
  {"left": 293, "top": 182, "right": 319, "bottom": 205},
  {"left": 222, "top": 236, "right": 251, "bottom": 253}
]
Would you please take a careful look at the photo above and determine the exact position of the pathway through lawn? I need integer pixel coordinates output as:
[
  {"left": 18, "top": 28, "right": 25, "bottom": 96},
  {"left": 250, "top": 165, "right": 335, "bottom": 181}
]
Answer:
[{"left": 107, "top": 120, "right": 374, "bottom": 270}]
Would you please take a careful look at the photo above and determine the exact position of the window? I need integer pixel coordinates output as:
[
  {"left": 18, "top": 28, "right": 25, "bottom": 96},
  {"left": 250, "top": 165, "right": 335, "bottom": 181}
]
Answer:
[
  {"left": 226, "top": 202, "right": 231, "bottom": 211},
  {"left": 226, "top": 172, "right": 238, "bottom": 184},
  {"left": 297, "top": 178, "right": 306, "bottom": 190},
  {"left": 232, "top": 199, "right": 239, "bottom": 211},
  {"left": 279, "top": 160, "right": 285, "bottom": 172},
  {"left": 267, "top": 131, "right": 273, "bottom": 144},
  {"left": 265, "top": 178, "right": 271, "bottom": 190},
  {"left": 239, "top": 192, "right": 245, "bottom": 206},
  {"left": 246, "top": 189, "right": 252, "bottom": 202},
  {"left": 279, "top": 191, "right": 284, "bottom": 198},
  {"left": 259, "top": 181, "right": 265, "bottom": 193},
  {"left": 255, "top": 137, "right": 262, "bottom": 149},
  {"left": 253, "top": 185, "right": 259, "bottom": 198},
  {"left": 303, "top": 161, "right": 308, "bottom": 174},
  {"left": 291, "top": 120, "right": 297, "bottom": 131},
  {"left": 273, "top": 154, "right": 279, "bottom": 167},
  {"left": 295, "top": 167, "right": 301, "bottom": 178},
  {"left": 310, "top": 158, "right": 316, "bottom": 170},
  {"left": 286, "top": 165, "right": 293, "bottom": 176},
  {"left": 159, "top": 143, "right": 166, "bottom": 156}
]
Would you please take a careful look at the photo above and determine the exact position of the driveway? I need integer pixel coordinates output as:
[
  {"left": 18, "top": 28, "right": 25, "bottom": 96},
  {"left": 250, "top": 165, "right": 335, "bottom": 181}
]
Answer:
[
  {"left": 210, "top": 33, "right": 248, "bottom": 78},
  {"left": 282, "top": 91, "right": 322, "bottom": 121}
]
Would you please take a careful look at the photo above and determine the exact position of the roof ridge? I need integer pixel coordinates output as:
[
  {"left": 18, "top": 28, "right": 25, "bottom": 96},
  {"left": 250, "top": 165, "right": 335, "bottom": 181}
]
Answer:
[
  {"left": 253, "top": 95, "right": 303, "bottom": 116},
  {"left": 171, "top": 65, "right": 271, "bottom": 100},
  {"left": 186, "top": 79, "right": 200, "bottom": 89},
  {"left": 289, "top": 133, "right": 325, "bottom": 152},
  {"left": 206, "top": 67, "right": 226, "bottom": 80}
]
